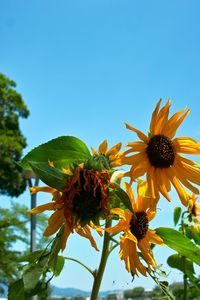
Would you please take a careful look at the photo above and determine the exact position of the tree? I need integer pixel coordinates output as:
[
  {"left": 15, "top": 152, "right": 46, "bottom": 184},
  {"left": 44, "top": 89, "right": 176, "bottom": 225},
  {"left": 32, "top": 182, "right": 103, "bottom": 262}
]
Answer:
[
  {"left": 124, "top": 287, "right": 145, "bottom": 299},
  {"left": 0, "top": 72, "right": 29, "bottom": 197},
  {"left": 0, "top": 202, "right": 49, "bottom": 295}
]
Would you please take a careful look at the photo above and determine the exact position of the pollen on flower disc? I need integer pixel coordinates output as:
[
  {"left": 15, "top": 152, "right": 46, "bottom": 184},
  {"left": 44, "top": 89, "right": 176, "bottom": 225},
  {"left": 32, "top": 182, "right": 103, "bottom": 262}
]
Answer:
[{"left": 146, "top": 134, "right": 175, "bottom": 168}]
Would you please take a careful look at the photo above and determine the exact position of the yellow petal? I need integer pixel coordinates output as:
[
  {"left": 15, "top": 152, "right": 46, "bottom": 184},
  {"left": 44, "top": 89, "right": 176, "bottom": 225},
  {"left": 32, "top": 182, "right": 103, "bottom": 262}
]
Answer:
[
  {"left": 146, "top": 229, "right": 164, "bottom": 245},
  {"left": 61, "top": 223, "right": 71, "bottom": 251},
  {"left": 165, "top": 108, "right": 190, "bottom": 139},
  {"left": 125, "top": 122, "right": 148, "bottom": 142},
  {"left": 166, "top": 167, "right": 190, "bottom": 206},
  {"left": 126, "top": 142, "right": 147, "bottom": 152},
  {"left": 28, "top": 202, "right": 54, "bottom": 214},
  {"left": 105, "top": 219, "right": 128, "bottom": 234},
  {"left": 44, "top": 211, "right": 64, "bottom": 236},
  {"left": 154, "top": 99, "right": 171, "bottom": 135},
  {"left": 122, "top": 152, "right": 146, "bottom": 166},
  {"left": 91, "top": 146, "right": 97, "bottom": 155},
  {"left": 30, "top": 186, "right": 56, "bottom": 194},
  {"left": 107, "top": 142, "right": 122, "bottom": 155},
  {"left": 76, "top": 225, "right": 99, "bottom": 251},
  {"left": 155, "top": 168, "right": 171, "bottom": 201},
  {"left": 150, "top": 99, "right": 162, "bottom": 134},
  {"left": 99, "top": 140, "right": 108, "bottom": 154}
]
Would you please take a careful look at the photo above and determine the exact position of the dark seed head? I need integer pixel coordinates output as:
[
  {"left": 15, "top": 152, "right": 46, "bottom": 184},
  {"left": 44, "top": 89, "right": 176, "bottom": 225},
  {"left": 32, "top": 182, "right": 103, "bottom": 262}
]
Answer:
[
  {"left": 146, "top": 134, "right": 175, "bottom": 168},
  {"left": 130, "top": 211, "right": 149, "bottom": 241},
  {"left": 72, "top": 171, "right": 102, "bottom": 219}
]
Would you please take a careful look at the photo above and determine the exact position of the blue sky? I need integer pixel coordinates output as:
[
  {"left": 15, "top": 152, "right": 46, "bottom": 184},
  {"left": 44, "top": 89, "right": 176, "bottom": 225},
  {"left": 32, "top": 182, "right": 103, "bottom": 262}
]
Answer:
[{"left": 1, "top": 0, "right": 200, "bottom": 292}]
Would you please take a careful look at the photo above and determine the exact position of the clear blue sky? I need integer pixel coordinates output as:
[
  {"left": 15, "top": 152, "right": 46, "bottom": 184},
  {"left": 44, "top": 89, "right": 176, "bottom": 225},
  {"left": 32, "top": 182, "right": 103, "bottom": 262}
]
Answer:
[{"left": 1, "top": 0, "right": 200, "bottom": 292}]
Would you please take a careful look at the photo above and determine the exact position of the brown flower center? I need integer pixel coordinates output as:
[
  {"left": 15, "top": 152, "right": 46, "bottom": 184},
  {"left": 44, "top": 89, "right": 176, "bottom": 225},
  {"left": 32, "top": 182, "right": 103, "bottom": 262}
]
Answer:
[
  {"left": 146, "top": 134, "right": 175, "bottom": 168},
  {"left": 62, "top": 167, "right": 110, "bottom": 228},
  {"left": 130, "top": 211, "right": 149, "bottom": 241}
]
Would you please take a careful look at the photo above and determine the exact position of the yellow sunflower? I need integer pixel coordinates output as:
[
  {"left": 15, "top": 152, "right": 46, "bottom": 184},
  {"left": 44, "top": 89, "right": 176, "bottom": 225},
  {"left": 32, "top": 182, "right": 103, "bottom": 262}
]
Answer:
[
  {"left": 106, "top": 181, "right": 163, "bottom": 276},
  {"left": 188, "top": 193, "right": 200, "bottom": 231},
  {"left": 91, "top": 140, "right": 122, "bottom": 168},
  {"left": 29, "top": 164, "right": 113, "bottom": 251},
  {"left": 122, "top": 99, "right": 200, "bottom": 206}
]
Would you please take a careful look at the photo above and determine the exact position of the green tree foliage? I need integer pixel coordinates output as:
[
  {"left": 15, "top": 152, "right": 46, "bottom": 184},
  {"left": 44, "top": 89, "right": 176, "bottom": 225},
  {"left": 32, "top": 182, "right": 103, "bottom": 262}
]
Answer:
[
  {"left": 170, "top": 282, "right": 200, "bottom": 300},
  {"left": 124, "top": 287, "right": 145, "bottom": 299},
  {"left": 0, "top": 201, "right": 49, "bottom": 295},
  {"left": 0, "top": 72, "right": 29, "bottom": 197},
  {"left": 106, "top": 293, "right": 118, "bottom": 300}
]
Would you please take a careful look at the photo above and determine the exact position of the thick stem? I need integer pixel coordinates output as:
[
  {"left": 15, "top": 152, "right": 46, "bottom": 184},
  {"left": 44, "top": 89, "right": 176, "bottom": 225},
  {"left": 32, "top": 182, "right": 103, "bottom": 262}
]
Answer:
[{"left": 90, "top": 220, "right": 112, "bottom": 300}]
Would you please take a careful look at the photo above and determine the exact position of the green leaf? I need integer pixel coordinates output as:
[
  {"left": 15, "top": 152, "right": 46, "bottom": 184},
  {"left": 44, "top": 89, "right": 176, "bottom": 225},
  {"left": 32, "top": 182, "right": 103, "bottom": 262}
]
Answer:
[
  {"left": 156, "top": 227, "right": 200, "bottom": 266},
  {"left": 186, "top": 226, "right": 200, "bottom": 246},
  {"left": 167, "top": 254, "right": 195, "bottom": 274},
  {"left": 114, "top": 186, "right": 133, "bottom": 213},
  {"left": 29, "top": 161, "right": 69, "bottom": 190},
  {"left": 23, "top": 255, "right": 49, "bottom": 292},
  {"left": 167, "top": 254, "right": 199, "bottom": 283},
  {"left": 48, "top": 226, "right": 65, "bottom": 274},
  {"left": 19, "top": 136, "right": 91, "bottom": 170},
  {"left": 8, "top": 279, "right": 25, "bottom": 300},
  {"left": 173, "top": 206, "right": 182, "bottom": 226},
  {"left": 52, "top": 255, "right": 65, "bottom": 276},
  {"left": 18, "top": 250, "right": 49, "bottom": 263}
]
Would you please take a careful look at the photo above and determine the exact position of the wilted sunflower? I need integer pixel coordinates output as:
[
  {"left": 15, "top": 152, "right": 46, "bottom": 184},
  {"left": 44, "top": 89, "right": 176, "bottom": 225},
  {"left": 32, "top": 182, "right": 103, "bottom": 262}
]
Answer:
[
  {"left": 106, "top": 181, "right": 163, "bottom": 276},
  {"left": 122, "top": 99, "right": 200, "bottom": 206},
  {"left": 91, "top": 140, "right": 122, "bottom": 168},
  {"left": 29, "top": 163, "right": 114, "bottom": 251}
]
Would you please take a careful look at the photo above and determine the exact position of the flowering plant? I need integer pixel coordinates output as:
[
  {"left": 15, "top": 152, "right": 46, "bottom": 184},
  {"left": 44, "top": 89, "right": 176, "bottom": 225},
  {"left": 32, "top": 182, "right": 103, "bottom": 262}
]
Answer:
[{"left": 8, "top": 100, "right": 200, "bottom": 300}]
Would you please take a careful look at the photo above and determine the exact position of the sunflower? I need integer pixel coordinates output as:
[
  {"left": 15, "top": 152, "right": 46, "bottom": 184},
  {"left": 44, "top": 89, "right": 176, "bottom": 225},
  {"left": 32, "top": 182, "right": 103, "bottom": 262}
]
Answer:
[
  {"left": 106, "top": 181, "right": 163, "bottom": 276},
  {"left": 188, "top": 193, "right": 200, "bottom": 231},
  {"left": 122, "top": 99, "right": 200, "bottom": 206},
  {"left": 91, "top": 140, "right": 122, "bottom": 168},
  {"left": 29, "top": 164, "right": 114, "bottom": 251}
]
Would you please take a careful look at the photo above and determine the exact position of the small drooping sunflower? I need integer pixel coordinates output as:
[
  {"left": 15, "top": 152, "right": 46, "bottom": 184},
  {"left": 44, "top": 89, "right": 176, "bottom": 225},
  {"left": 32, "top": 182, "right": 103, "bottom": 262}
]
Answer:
[
  {"left": 29, "top": 163, "right": 114, "bottom": 251},
  {"left": 91, "top": 140, "right": 122, "bottom": 168},
  {"left": 122, "top": 99, "right": 200, "bottom": 206},
  {"left": 188, "top": 193, "right": 200, "bottom": 231},
  {"left": 106, "top": 181, "right": 163, "bottom": 276}
]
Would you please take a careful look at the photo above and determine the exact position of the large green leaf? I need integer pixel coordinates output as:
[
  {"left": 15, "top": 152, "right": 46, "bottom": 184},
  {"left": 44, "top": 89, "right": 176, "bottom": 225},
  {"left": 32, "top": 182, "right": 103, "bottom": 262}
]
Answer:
[
  {"left": 156, "top": 227, "right": 200, "bottom": 266},
  {"left": 29, "top": 161, "right": 69, "bottom": 190},
  {"left": 20, "top": 136, "right": 91, "bottom": 170}
]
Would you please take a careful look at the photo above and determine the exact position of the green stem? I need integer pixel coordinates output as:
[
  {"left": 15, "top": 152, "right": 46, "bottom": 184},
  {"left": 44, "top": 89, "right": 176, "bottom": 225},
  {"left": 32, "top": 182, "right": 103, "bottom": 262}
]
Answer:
[
  {"left": 181, "top": 216, "right": 188, "bottom": 300},
  {"left": 90, "top": 219, "right": 112, "bottom": 300},
  {"left": 63, "top": 256, "right": 95, "bottom": 277},
  {"left": 148, "top": 272, "right": 175, "bottom": 300}
]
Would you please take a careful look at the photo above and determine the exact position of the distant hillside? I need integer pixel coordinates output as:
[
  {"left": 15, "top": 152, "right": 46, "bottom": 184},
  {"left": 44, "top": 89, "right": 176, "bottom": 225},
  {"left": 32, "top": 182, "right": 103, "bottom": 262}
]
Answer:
[
  {"left": 51, "top": 285, "right": 121, "bottom": 298},
  {"left": 51, "top": 286, "right": 90, "bottom": 297}
]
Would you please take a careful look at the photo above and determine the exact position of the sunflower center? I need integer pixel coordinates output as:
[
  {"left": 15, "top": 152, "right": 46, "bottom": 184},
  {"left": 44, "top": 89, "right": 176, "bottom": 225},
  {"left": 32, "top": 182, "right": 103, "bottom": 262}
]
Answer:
[
  {"left": 130, "top": 211, "right": 149, "bottom": 241},
  {"left": 72, "top": 170, "right": 103, "bottom": 219},
  {"left": 62, "top": 168, "right": 110, "bottom": 228},
  {"left": 146, "top": 134, "right": 175, "bottom": 168}
]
